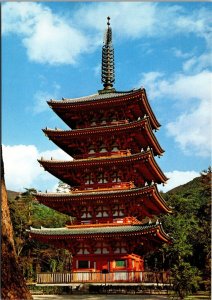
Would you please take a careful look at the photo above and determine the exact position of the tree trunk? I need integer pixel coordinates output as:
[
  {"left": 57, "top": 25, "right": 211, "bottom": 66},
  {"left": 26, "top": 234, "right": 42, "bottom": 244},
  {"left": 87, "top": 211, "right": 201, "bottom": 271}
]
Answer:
[{"left": 1, "top": 149, "right": 32, "bottom": 300}]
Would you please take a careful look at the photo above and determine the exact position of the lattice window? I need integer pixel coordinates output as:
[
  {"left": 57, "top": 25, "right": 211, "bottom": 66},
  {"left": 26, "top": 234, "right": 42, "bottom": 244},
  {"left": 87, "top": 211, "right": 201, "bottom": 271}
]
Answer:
[
  {"left": 81, "top": 207, "right": 92, "bottom": 219},
  {"left": 113, "top": 205, "right": 124, "bottom": 217},
  {"left": 111, "top": 142, "right": 119, "bottom": 152},
  {"left": 112, "top": 171, "right": 121, "bottom": 183},
  {"left": 88, "top": 145, "right": 95, "bottom": 154},
  {"left": 97, "top": 173, "right": 108, "bottom": 183},
  {"left": 114, "top": 242, "right": 127, "bottom": 254},
  {"left": 94, "top": 242, "right": 109, "bottom": 254},
  {"left": 90, "top": 113, "right": 97, "bottom": 126},
  {"left": 85, "top": 174, "right": 94, "bottom": 185},
  {"left": 96, "top": 206, "right": 109, "bottom": 217},
  {"left": 77, "top": 243, "right": 90, "bottom": 255},
  {"left": 99, "top": 143, "right": 107, "bottom": 153}
]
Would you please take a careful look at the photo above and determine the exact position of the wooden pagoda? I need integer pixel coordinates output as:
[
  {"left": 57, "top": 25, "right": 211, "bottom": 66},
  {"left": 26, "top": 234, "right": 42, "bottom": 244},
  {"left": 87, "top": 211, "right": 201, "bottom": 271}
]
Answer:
[{"left": 29, "top": 17, "right": 171, "bottom": 279}]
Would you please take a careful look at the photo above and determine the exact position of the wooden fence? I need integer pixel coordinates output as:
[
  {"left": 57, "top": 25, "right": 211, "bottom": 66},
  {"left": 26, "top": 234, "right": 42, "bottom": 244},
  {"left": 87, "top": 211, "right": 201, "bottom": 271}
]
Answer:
[{"left": 37, "top": 271, "right": 171, "bottom": 284}]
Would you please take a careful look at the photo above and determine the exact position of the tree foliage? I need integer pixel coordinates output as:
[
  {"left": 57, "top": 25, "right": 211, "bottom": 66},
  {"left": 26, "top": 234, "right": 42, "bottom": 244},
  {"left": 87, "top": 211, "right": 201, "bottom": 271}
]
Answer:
[
  {"left": 8, "top": 187, "right": 70, "bottom": 280},
  {"left": 171, "top": 261, "right": 201, "bottom": 299},
  {"left": 163, "top": 167, "right": 211, "bottom": 297},
  {"left": 144, "top": 168, "right": 211, "bottom": 298}
]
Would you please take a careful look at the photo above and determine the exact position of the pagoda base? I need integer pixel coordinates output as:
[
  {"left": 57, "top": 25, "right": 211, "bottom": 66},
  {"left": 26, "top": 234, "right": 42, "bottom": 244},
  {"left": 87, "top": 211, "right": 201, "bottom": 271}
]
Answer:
[{"left": 72, "top": 253, "right": 144, "bottom": 273}]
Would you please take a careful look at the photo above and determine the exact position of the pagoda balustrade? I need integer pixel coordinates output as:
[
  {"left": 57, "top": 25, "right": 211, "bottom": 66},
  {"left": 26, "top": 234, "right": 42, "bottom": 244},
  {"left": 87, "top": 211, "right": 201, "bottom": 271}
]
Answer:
[
  {"left": 71, "top": 181, "right": 135, "bottom": 193},
  {"left": 75, "top": 118, "right": 129, "bottom": 129},
  {"left": 70, "top": 150, "right": 131, "bottom": 161},
  {"left": 36, "top": 271, "right": 171, "bottom": 284},
  {"left": 78, "top": 149, "right": 131, "bottom": 160},
  {"left": 90, "top": 119, "right": 129, "bottom": 127}
]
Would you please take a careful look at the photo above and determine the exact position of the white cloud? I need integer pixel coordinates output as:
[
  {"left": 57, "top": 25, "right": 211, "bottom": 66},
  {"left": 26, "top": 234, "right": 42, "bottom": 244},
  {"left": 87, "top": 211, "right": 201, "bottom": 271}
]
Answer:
[
  {"left": 139, "top": 71, "right": 164, "bottom": 99},
  {"left": 33, "top": 83, "right": 61, "bottom": 114},
  {"left": 23, "top": 17, "right": 89, "bottom": 65},
  {"left": 167, "top": 98, "right": 211, "bottom": 157},
  {"left": 2, "top": 2, "right": 211, "bottom": 65},
  {"left": 2, "top": 2, "right": 90, "bottom": 65},
  {"left": 172, "top": 48, "right": 193, "bottom": 59},
  {"left": 40, "top": 149, "right": 71, "bottom": 161},
  {"left": 93, "top": 64, "right": 101, "bottom": 77},
  {"left": 74, "top": 3, "right": 211, "bottom": 44},
  {"left": 174, "top": 7, "right": 211, "bottom": 46},
  {"left": 2, "top": 144, "right": 71, "bottom": 192},
  {"left": 159, "top": 170, "right": 199, "bottom": 192},
  {"left": 139, "top": 71, "right": 212, "bottom": 157},
  {"left": 139, "top": 70, "right": 211, "bottom": 102},
  {"left": 2, "top": 2, "right": 44, "bottom": 36},
  {"left": 183, "top": 52, "right": 212, "bottom": 73},
  {"left": 73, "top": 2, "right": 159, "bottom": 39}
]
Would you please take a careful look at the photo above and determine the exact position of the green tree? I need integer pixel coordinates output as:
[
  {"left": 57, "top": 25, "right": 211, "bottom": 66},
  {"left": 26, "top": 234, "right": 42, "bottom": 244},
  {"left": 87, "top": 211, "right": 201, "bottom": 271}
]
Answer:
[
  {"left": 171, "top": 261, "right": 201, "bottom": 299},
  {"left": 161, "top": 168, "right": 211, "bottom": 297},
  {"left": 8, "top": 187, "right": 70, "bottom": 281}
]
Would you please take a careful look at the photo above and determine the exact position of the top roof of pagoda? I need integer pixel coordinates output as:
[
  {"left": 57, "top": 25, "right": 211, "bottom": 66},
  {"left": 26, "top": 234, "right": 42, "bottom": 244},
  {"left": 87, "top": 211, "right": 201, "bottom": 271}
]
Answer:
[
  {"left": 48, "top": 88, "right": 161, "bottom": 130},
  {"left": 48, "top": 88, "right": 140, "bottom": 104}
]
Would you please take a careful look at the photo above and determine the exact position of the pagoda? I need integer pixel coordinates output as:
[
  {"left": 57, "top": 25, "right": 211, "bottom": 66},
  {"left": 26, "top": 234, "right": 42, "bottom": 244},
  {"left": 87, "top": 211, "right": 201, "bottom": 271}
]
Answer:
[{"left": 29, "top": 17, "right": 171, "bottom": 280}]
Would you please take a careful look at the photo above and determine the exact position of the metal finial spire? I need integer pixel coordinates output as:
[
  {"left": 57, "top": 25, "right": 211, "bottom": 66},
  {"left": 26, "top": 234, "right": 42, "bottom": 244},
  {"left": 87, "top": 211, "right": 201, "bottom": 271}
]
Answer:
[{"left": 101, "top": 16, "right": 115, "bottom": 91}]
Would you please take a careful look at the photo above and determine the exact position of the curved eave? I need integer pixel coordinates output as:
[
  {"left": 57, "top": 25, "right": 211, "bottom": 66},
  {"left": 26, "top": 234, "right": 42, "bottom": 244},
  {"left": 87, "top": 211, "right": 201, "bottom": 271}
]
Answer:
[
  {"left": 38, "top": 150, "right": 168, "bottom": 184},
  {"left": 28, "top": 223, "right": 170, "bottom": 244},
  {"left": 153, "top": 185, "right": 172, "bottom": 214},
  {"left": 47, "top": 88, "right": 160, "bottom": 130},
  {"left": 156, "top": 224, "right": 172, "bottom": 244},
  {"left": 35, "top": 185, "right": 171, "bottom": 215},
  {"left": 144, "top": 118, "right": 164, "bottom": 154},
  {"left": 141, "top": 88, "right": 161, "bottom": 129},
  {"left": 43, "top": 117, "right": 164, "bottom": 157},
  {"left": 147, "top": 154, "right": 168, "bottom": 182}
]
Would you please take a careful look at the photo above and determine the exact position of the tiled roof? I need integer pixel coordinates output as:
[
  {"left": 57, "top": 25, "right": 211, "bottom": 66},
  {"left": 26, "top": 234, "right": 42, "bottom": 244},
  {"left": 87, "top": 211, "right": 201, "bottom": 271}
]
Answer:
[
  {"left": 44, "top": 118, "right": 146, "bottom": 135},
  {"left": 49, "top": 89, "right": 140, "bottom": 104},
  {"left": 43, "top": 117, "right": 164, "bottom": 156},
  {"left": 28, "top": 223, "right": 160, "bottom": 236},
  {"left": 38, "top": 150, "right": 168, "bottom": 184},
  {"left": 39, "top": 150, "right": 150, "bottom": 164},
  {"left": 35, "top": 185, "right": 155, "bottom": 198}
]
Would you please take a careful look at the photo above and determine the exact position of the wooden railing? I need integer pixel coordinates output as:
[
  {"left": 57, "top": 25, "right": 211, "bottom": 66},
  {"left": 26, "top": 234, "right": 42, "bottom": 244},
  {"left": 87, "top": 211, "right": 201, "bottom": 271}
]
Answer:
[
  {"left": 86, "top": 150, "right": 131, "bottom": 159},
  {"left": 37, "top": 271, "right": 171, "bottom": 284},
  {"left": 71, "top": 182, "right": 135, "bottom": 193},
  {"left": 37, "top": 272, "right": 71, "bottom": 284}
]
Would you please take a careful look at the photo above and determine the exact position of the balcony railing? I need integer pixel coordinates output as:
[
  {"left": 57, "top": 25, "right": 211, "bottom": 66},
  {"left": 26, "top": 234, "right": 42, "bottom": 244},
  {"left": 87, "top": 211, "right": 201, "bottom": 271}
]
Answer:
[
  {"left": 71, "top": 182, "right": 135, "bottom": 193},
  {"left": 74, "top": 150, "right": 131, "bottom": 160},
  {"left": 37, "top": 271, "right": 171, "bottom": 285},
  {"left": 86, "top": 150, "right": 131, "bottom": 159}
]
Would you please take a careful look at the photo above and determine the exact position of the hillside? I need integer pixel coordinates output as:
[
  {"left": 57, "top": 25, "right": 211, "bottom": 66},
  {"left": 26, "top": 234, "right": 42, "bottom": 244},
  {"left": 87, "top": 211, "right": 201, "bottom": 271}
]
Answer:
[
  {"left": 7, "top": 190, "right": 19, "bottom": 201},
  {"left": 164, "top": 171, "right": 210, "bottom": 220},
  {"left": 167, "top": 176, "right": 201, "bottom": 195}
]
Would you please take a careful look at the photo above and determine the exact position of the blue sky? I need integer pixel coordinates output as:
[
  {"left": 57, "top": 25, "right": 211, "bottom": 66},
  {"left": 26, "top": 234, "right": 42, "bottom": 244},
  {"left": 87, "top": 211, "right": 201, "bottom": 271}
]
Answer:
[{"left": 2, "top": 2, "right": 212, "bottom": 193}]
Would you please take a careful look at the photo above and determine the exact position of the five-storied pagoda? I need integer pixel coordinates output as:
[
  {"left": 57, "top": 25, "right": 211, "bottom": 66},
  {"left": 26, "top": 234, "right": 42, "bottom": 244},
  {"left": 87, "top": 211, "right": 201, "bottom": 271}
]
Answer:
[{"left": 29, "top": 17, "right": 171, "bottom": 279}]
